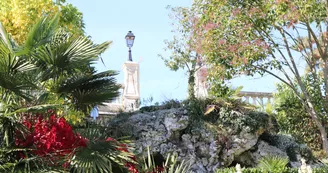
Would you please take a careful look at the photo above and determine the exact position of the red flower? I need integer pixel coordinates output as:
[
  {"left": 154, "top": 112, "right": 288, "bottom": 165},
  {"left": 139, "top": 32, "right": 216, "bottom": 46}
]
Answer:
[
  {"left": 16, "top": 111, "right": 138, "bottom": 172},
  {"left": 15, "top": 113, "right": 87, "bottom": 167},
  {"left": 105, "top": 137, "right": 115, "bottom": 142}
]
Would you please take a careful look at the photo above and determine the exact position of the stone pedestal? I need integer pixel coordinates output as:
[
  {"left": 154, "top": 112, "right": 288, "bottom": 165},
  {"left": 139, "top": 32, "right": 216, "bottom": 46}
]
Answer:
[
  {"left": 195, "top": 66, "right": 208, "bottom": 98},
  {"left": 122, "top": 61, "right": 140, "bottom": 111}
]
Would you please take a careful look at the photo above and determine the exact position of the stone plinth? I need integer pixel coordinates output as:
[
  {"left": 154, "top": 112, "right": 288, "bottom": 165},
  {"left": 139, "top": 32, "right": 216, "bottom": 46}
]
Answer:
[{"left": 122, "top": 61, "right": 140, "bottom": 111}]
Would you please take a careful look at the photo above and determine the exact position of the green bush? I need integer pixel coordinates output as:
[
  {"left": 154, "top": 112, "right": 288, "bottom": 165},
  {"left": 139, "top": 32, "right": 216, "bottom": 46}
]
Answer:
[
  {"left": 260, "top": 133, "right": 313, "bottom": 161},
  {"left": 216, "top": 167, "right": 328, "bottom": 173},
  {"left": 211, "top": 108, "right": 269, "bottom": 134},
  {"left": 274, "top": 83, "right": 322, "bottom": 151},
  {"left": 140, "top": 99, "right": 182, "bottom": 113}
]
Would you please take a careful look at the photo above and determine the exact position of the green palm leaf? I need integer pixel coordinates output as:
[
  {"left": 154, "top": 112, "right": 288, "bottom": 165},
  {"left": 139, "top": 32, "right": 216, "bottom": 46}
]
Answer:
[
  {"left": 70, "top": 127, "right": 133, "bottom": 173},
  {"left": 24, "top": 13, "right": 60, "bottom": 52},
  {"left": 0, "top": 22, "right": 36, "bottom": 102},
  {"left": 49, "top": 70, "right": 120, "bottom": 113},
  {"left": 31, "top": 33, "right": 111, "bottom": 81}
]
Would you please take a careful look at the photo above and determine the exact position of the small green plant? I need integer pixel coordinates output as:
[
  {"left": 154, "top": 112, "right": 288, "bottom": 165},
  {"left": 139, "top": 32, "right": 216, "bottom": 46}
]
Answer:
[
  {"left": 140, "top": 147, "right": 190, "bottom": 173},
  {"left": 258, "top": 155, "right": 289, "bottom": 173}
]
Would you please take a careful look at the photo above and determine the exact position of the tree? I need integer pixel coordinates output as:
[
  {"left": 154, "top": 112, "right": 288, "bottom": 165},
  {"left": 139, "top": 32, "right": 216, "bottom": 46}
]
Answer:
[
  {"left": 160, "top": 6, "right": 204, "bottom": 99},
  {"left": 193, "top": 0, "right": 328, "bottom": 154},
  {"left": 0, "top": 0, "right": 84, "bottom": 44},
  {"left": 274, "top": 80, "right": 322, "bottom": 151}
]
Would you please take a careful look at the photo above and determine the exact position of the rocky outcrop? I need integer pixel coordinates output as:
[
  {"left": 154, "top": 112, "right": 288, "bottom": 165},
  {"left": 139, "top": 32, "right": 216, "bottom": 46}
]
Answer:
[{"left": 107, "top": 108, "right": 312, "bottom": 172}]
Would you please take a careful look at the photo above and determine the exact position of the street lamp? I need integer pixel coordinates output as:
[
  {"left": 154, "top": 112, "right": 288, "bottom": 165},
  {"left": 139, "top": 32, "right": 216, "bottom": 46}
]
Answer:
[{"left": 125, "top": 31, "right": 135, "bottom": 61}]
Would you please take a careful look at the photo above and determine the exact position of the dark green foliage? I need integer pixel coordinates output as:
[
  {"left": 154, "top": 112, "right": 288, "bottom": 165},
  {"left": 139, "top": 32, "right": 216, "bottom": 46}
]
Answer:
[
  {"left": 274, "top": 83, "right": 322, "bottom": 151},
  {"left": 0, "top": 148, "right": 58, "bottom": 173},
  {"left": 215, "top": 167, "right": 264, "bottom": 173},
  {"left": 139, "top": 105, "right": 161, "bottom": 113},
  {"left": 52, "top": 70, "right": 120, "bottom": 114},
  {"left": 260, "top": 133, "right": 314, "bottom": 162},
  {"left": 184, "top": 98, "right": 210, "bottom": 129},
  {"left": 161, "top": 99, "right": 182, "bottom": 109},
  {"left": 216, "top": 167, "right": 328, "bottom": 173},
  {"left": 71, "top": 127, "right": 134, "bottom": 173},
  {"left": 106, "top": 112, "right": 135, "bottom": 138},
  {"left": 140, "top": 99, "right": 182, "bottom": 113},
  {"left": 182, "top": 96, "right": 270, "bottom": 136},
  {"left": 242, "top": 112, "right": 270, "bottom": 134},
  {"left": 212, "top": 108, "right": 269, "bottom": 134}
]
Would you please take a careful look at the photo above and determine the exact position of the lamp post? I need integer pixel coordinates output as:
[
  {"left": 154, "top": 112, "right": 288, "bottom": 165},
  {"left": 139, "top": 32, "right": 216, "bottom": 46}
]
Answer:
[{"left": 125, "top": 31, "right": 135, "bottom": 61}]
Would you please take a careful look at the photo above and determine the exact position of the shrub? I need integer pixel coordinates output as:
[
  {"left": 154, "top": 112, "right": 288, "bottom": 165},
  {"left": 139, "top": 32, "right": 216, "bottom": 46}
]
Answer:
[
  {"left": 216, "top": 167, "right": 328, "bottom": 173},
  {"left": 140, "top": 99, "right": 182, "bottom": 113},
  {"left": 260, "top": 133, "right": 314, "bottom": 161},
  {"left": 274, "top": 83, "right": 322, "bottom": 151},
  {"left": 14, "top": 111, "right": 135, "bottom": 172},
  {"left": 15, "top": 110, "right": 87, "bottom": 163}
]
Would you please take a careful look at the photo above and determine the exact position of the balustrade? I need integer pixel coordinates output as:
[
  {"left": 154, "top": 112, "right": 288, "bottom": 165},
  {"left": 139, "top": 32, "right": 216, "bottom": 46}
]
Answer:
[{"left": 238, "top": 91, "right": 274, "bottom": 108}]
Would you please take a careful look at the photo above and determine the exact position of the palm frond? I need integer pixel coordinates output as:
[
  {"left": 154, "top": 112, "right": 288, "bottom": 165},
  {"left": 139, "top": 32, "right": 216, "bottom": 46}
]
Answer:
[
  {"left": 31, "top": 32, "right": 111, "bottom": 81},
  {"left": 24, "top": 13, "right": 60, "bottom": 51},
  {"left": 70, "top": 127, "right": 133, "bottom": 173},
  {"left": 0, "top": 114, "right": 29, "bottom": 147},
  {"left": 0, "top": 22, "right": 17, "bottom": 51},
  {"left": 0, "top": 156, "right": 65, "bottom": 173},
  {"left": 0, "top": 146, "right": 61, "bottom": 173},
  {"left": 4, "top": 104, "right": 62, "bottom": 117},
  {"left": 49, "top": 70, "right": 120, "bottom": 113},
  {"left": 0, "top": 22, "right": 37, "bottom": 103}
]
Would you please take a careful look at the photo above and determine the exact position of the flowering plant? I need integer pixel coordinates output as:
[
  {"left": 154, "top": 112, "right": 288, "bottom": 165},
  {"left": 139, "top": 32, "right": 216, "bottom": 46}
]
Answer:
[
  {"left": 14, "top": 110, "right": 170, "bottom": 172},
  {"left": 15, "top": 110, "right": 87, "bottom": 167}
]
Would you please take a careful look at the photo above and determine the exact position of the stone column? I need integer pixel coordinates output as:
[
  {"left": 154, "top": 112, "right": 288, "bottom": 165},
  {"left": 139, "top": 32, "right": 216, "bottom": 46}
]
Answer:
[
  {"left": 195, "top": 66, "right": 208, "bottom": 98},
  {"left": 252, "top": 97, "right": 257, "bottom": 105},
  {"left": 122, "top": 61, "right": 140, "bottom": 111}
]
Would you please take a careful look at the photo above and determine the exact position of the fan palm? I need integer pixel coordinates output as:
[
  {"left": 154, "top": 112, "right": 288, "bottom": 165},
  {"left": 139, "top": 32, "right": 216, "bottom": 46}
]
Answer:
[
  {"left": 71, "top": 127, "right": 134, "bottom": 173},
  {"left": 23, "top": 14, "right": 119, "bottom": 111},
  {"left": 0, "top": 13, "right": 122, "bottom": 172},
  {"left": 51, "top": 70, "right": 120, "bottom": 114}
]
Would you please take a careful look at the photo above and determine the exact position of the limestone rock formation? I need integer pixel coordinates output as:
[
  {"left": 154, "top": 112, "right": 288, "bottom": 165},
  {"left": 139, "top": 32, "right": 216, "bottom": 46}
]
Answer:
[{"left": 107, "top": 107, "right": 312, "bottom": 173}]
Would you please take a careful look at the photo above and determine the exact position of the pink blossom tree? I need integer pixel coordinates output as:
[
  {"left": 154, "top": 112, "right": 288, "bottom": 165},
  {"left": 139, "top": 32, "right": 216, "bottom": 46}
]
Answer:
[{"left": 194, "top": 0, "right": 328, "bottom": 154}]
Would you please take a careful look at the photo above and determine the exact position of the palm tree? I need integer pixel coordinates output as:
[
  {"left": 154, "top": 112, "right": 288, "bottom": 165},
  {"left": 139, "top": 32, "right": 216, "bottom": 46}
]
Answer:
[
  {"left": 24, "top": 14, "right": 120, "bottom": 115},
  {"left": 0, "top": 14, "right": 125, "bottom": 172}
]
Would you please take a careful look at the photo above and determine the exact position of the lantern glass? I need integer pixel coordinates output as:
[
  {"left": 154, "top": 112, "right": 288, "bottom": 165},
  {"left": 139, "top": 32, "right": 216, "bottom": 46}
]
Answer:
[{"left": 125, "top": 31, "right": 135, "bottom": 48}]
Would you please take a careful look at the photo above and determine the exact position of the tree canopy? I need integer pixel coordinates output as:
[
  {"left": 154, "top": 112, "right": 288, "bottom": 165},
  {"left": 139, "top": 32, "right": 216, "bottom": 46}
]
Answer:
[
  {"left": 160, "top": 6, "right": 204, "bottom": 99},
  {"left": 192, "top": 0, "right": 328, "bottom": 154},
  {"left": 0, "top": 0, "right": 84, "bottom": 44}
]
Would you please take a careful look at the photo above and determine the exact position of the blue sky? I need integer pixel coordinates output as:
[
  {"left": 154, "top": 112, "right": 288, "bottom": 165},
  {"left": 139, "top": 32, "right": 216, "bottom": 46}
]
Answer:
[{"left": 67, "top": 0, "right": 279, "bottom": 104}]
